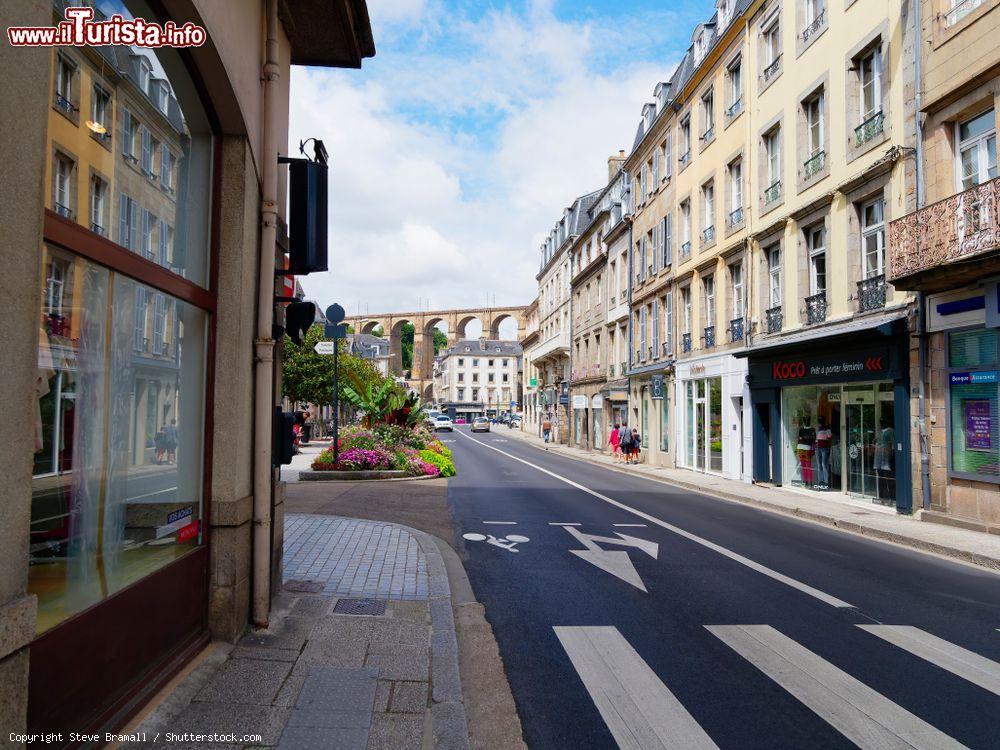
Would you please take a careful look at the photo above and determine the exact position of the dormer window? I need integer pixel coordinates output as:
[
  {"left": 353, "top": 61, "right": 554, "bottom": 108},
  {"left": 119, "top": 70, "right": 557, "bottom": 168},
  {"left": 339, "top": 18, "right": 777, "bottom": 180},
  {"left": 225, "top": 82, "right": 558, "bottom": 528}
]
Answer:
[
  {"left": 158, "top": 82, "right": 169, "bottom": 113},
  {"left": 138, "top": 59, "right": 151, "bottom": 95}
]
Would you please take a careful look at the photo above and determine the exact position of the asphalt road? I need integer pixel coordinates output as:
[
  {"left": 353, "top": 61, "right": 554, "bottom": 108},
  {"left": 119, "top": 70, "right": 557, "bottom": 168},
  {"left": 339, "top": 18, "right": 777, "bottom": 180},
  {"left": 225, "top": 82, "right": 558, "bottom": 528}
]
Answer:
[{"left": 444, "top": 427, "right": 1000, "bottom": 750}]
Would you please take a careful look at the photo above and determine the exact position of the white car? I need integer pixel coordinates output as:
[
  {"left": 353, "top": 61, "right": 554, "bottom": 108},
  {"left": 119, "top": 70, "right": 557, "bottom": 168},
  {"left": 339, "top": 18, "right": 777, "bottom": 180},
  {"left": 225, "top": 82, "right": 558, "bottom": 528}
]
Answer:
[{"left": 433, "top": 415, "right": 454, "bottom": 432}]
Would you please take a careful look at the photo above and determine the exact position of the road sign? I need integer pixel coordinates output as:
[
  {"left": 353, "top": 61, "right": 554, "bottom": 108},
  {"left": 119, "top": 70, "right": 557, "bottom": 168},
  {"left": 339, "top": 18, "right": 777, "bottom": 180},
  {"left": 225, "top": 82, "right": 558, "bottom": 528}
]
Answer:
[
  {"left": 314, "top": 341, "right": 335, "bottom": 355},
  {"left": 325, "top": 303, "right": 345, "bottom": 323}
]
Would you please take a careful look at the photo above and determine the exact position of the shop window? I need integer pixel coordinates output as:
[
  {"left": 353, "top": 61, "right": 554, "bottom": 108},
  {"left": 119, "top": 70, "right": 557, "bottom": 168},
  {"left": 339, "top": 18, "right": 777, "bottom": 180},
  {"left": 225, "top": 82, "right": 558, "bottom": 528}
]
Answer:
[
  {"left": 641, "top": 388, "right": 649, "bottom": 448},
  {"left": 949, "top": 329, "right": 1000, "bottom": 480},
  {"left": 660, "top": 391, "right": 670, "bottom": 452}
]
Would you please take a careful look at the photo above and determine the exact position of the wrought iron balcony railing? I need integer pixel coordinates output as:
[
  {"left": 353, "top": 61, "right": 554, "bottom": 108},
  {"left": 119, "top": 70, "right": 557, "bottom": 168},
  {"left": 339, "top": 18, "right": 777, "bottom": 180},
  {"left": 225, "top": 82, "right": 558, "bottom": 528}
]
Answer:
[
  {"left": 855, "top": 111, "right": 884, "bottom": 147},
  {"left": 888, "top": 174, "right": 1000, "bottom": 286},
  {"left": 90, "top": 222, "right": 105, "bottom": 236},
  {"left": 726, "top": 98, "right": 743, "bottom": 118},
  {"left": 704, "top": 325, "right": 715, "bottom": 348},
  {"left": 55, "top": 94, "right": 76, "bottom": 114},
  {"left": 681, "top": 332, "right": 692, "bottom": 353},
  {"left": 762, "top": 55, "right": 781, "bottom": 82},
  {"left": 766, "top": 305, "right": 783, "bottom": 334},
  {"left": 727, "top": 207, "right": 744, "bottom": 227},
  {"left": 680, "top": 240, "right": 692, "bottom": 259},
  {"left": 54, "top": 202, "right": 73, "bottom": 219},
  {"left": 803, "top": 150, "right": 825, "bottom": 180},
  {"left": 729, "top": 317, "right": 744, "bottom": 342},
  {"left": 857, "top": 274, "right": 886, "bottom": 312},
  {"left": 679, "top": 149, "right": 691, "bottom": 167},
  {"left": 763, "top": 180, "right": 781, "bottom": 205},
  {"left": 947, "top": 0, "right": 984, "bottom": 26},
  {"left": 801, "top": 9, "right": 825, "bottom": 42},
  {"left": 805, "top": 292, "right": 827, "bottom": 324},
  {"left": 702, "top": 225, "right": 715, "bottom": 244},
  {"left": 702, "top": 127, "right": 714, "bottom": 143},
  {"left": 620, "top": 290, "right": 627, "bottom": 301}
]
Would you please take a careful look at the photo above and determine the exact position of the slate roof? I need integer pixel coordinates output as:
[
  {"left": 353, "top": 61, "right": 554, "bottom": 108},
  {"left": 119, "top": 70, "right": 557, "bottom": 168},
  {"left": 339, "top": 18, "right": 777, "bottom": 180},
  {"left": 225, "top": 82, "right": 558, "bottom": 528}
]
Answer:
[
  {"left": 441, "top": 339, "right": 523, "bottom": 357},
  {"left": 349, "top": 333, "right": 390, "bottom": 358}
]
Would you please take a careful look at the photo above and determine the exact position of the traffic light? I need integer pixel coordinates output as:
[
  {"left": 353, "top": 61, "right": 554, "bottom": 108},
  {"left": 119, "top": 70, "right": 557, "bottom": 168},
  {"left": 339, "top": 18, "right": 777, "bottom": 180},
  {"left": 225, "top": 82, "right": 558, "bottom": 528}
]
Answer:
[{"left": 284, "top": 301, "right": 317, "bottom": 346}]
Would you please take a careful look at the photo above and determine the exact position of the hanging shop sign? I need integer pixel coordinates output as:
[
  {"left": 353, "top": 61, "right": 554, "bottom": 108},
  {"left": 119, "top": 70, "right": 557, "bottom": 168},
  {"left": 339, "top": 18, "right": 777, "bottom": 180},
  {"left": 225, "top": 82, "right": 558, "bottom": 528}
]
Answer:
[
  {"left": 559, "top": 381, "right": 570, "bottom": 405},
  {"left": 651, "top": 374, "right": 665, "bottom": 400}
]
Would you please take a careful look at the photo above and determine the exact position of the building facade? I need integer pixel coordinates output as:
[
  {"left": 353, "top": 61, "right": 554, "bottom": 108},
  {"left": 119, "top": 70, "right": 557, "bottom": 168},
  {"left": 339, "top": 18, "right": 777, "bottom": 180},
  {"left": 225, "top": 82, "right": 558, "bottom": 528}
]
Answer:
[
  {"left": 435, "top": 339, "right": 522, "bottom": 422},
  {"left": 888, "top": 0, "right": 1000, "bottom": 530},
  {"left": 2, "top": 0, "right": 373, "bottom": 737},
  {"left": 528, "top": 192, "right": 600, "bottom": 444},
  {"left": 519, "top": 298, "right": 541, "bottom": 433},
  {"left": 348, "top": 332, "right": 391, "bottom": 377}
]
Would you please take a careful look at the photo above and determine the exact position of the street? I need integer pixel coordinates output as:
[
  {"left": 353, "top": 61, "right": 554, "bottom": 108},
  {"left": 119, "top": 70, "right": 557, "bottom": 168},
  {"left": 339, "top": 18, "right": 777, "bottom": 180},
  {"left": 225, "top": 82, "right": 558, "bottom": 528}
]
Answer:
[{"left": 445, "top": 429, "right": 1000, "bottom": 750}]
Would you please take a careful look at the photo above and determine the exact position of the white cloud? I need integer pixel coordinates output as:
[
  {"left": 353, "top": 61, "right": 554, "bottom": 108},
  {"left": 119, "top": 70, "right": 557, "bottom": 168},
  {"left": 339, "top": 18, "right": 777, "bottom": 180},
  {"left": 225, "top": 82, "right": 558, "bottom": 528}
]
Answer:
[{"left": 289, "top": 2, "right": 678, "bottom": 319}]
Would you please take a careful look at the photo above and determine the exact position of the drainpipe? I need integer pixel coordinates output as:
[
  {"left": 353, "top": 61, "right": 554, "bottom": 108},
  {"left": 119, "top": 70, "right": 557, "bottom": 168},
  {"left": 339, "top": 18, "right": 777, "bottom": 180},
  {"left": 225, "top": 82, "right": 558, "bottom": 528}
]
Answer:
[
  {"left": 252, "top": 0, "right": 281, "bottom": 628},
  {"left": 913, "top": 0, "right": 932, "bottom": 511}
]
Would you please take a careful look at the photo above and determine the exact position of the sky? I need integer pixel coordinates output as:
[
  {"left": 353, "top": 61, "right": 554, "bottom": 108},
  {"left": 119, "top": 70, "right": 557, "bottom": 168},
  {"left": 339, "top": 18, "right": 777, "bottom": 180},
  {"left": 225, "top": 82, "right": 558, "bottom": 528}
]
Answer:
[{"left": 289, "top": 0, "right": 710, "bottom": 329}]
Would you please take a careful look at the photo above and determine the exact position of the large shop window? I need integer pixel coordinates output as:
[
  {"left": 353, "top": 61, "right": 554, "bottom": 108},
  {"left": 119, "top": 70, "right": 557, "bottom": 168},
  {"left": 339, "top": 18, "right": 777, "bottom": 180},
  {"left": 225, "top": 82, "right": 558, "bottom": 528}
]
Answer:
[
  {"left": 32, "top": 1, "right": 213, "bottom": 633},
  {"left": 949, "top": 329, "right": 1000, "bottom": 480}
]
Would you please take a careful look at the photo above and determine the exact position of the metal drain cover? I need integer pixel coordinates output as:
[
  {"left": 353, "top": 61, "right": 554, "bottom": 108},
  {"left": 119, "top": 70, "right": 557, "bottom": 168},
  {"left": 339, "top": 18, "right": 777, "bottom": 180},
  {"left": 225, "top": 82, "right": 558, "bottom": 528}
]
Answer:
[
  {"left": 284, "top": 579, "right": 325, "bottom": 593},
  {"left": 333, "top": 598, "right": 387, "bottom": 616}
]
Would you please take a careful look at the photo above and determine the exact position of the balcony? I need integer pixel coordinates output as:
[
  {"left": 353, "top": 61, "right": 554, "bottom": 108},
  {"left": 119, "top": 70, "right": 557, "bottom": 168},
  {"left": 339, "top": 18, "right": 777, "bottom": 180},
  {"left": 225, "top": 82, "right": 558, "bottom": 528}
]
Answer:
[
  {"left": 805, "top": 292, "right": 827, "bottom": 324},
  {"left": 679, "top": 150, "right": 691, "bottom": 167},
  {"left": 803, "top": 150, "right": 825, "bottom": 180},
  {"left": 947, "top": 0, "right": 985, "bottom": 26},
  {"left": 90, "top": 222, "right": 106, "bottom": 236},
  {"left": 703, "top": 325, "right": 715, "bottom": 348},
  {"left": 729, "top": 317, "right": 744, "bottom": 342},
  {"left": 857, "top": 274, "right": 886, "bottom": 312},
  {"left": 762, "top": 55, "right": 781, "bottom": 82},
  {"left": 681, "top": 332, "right": 692, "bottom": 353},
  {"left": 54, "top": 94, "right": 76, "bottom": 115},
  {"left": 620, "top": 290, "right": 627, "bottom": 301},
  {"left": 54, "top": 202, "right": 74, "bottom": 220},
  {"left": 889, "top": 175, "right": 1000, "bottom": 292},
  {"left": 726, "top": 98, "right": 743, "bottom": 119},
  {"left": 680, "top": 241, "right": 692, "bottom": 259},
  {"left": 855, "top": 111, "right": 884, "bottom": 147},
  {"left": 766, "top": 305, "right": 783, "bottom": 334},
  {"left": 620, "top": 361, "right": 627, "bottom": 376},
  {"left": 532, "top": 330, "right": 570, "bottom": 361},
  {"left": 702, "top": 127, "right": 714, "bottom": 144},
  {"left": 763, "top": 180, "right": 781, "bottom": 206},
  {"left": 801, "top": 9, "right": 825, "bottom": 42},
  {"left": 727, "top": 207, "right": 744, "bottom": 227},
  {"left": 662, "top": 341, "right": 671, "bottom": 357},
  {"left": 702, "top": 225, "right": 715, "bottom": 244}
]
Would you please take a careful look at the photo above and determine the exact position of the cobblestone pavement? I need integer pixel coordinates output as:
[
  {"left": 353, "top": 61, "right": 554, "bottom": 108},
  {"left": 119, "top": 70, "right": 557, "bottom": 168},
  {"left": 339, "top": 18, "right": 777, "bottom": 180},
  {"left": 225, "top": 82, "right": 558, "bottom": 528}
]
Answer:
[{"left": 284, "top": 515, "right": 429, "bottom": 600}]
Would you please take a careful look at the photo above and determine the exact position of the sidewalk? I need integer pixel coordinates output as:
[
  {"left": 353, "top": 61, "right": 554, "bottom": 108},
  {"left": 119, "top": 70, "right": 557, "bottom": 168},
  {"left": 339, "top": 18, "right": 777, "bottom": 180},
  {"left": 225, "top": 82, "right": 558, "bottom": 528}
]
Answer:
[
  {"left": 506, "top": 428, "right": 1000, "bottom": 572},
  {"left": 131, "top": 516, "right": 481, "bottom": 749}
]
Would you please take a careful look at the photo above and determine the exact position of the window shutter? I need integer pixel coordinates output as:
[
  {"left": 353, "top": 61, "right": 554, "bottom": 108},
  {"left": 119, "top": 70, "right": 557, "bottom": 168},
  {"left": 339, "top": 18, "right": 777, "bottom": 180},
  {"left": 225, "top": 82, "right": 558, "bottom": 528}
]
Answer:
[
  {"left": 653, "top": 151, "right": 659, "bottom": 184},
  {"left": 652, "top": 300, "right": 659, "bottom": 351},
  {"left": 130, "top": 199, "right": 139, "bottom": 251},
  {"left": 122, "top": 109, "right": 131, "bottom": 155},
  {"left": 119, "top": 192, "right": 128, "bottom": 246},
  {"left": 141, "top": 127, "right": 151, "bottom": 172},
  {"left": 651, "top": 225, "right": 658, "bottom": 273},
  {"left": 665, "top": 214, "right": 673, "bottom": 266}
]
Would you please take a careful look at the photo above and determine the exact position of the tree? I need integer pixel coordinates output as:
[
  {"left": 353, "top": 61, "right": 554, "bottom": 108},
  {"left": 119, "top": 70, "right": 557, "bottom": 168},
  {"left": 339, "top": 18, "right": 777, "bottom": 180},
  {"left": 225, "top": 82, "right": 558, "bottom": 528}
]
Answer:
[
  {"left": 281, "top": 324, "right": 386, "bottom": 406},
  {"left": 400, "top": 322, "right": 415, "bottom": 371},
  {"left": 432, "top": 327, "right": 448, "bottom": 354}
]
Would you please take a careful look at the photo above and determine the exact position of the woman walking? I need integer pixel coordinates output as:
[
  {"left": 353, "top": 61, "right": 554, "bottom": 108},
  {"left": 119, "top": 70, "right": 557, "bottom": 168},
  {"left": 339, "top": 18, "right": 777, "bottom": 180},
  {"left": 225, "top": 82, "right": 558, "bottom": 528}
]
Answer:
[
  {"left": 609, "top": 422, "right": 621, "bottom": 461},
  {"left": 629, "top": 427, "right": 642, "bottom": 464}
]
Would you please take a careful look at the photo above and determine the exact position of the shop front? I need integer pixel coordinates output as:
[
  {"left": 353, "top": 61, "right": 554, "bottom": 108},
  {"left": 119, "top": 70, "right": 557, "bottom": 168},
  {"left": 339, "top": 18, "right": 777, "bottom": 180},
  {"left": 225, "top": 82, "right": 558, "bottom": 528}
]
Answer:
[
  {"left": 675, "top": 354, "right": 749, "bottom": 480},
  {"left": 745, "top": 317, "right": 912, "bottom": 511}
]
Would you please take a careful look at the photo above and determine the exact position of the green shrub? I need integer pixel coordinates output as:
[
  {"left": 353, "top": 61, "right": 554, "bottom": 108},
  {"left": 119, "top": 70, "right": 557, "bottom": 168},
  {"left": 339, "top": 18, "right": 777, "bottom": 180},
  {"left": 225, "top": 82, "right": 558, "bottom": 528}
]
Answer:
[{"left": 419, "top": 449, "right": 456, "bottom": 477}]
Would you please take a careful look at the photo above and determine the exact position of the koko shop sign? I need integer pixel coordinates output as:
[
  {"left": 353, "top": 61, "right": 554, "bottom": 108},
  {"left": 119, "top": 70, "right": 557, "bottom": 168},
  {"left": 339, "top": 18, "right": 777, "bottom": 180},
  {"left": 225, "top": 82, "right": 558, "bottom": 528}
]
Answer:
[{"left": 751, "top": 346, "right": 894, "bottom": 387}]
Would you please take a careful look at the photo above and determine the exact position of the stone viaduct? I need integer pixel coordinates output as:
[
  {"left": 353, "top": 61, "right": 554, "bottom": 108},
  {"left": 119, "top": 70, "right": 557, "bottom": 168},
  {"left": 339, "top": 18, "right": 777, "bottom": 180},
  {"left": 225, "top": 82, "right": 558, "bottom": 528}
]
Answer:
[{"left": 343, "top": 306, "right": 528, "bottom": 402}]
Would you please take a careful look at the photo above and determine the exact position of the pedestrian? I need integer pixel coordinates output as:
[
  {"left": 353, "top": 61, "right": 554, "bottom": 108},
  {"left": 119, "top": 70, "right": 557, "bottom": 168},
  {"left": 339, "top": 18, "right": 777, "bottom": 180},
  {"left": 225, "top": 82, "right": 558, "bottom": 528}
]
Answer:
[
  {"left": 619, "top": 426, "right": 633, "bottom": 464},
  {"left": 154, "top": 424, "right": 167, "bottom": 465},
  {"left": 542, "top": 415, "right": 552, "bottom": 443},
  {"left": 630, "top": 427, "right": 641, "bottom": 464},
  {"left": 609, "top": 422, "right": 621, "bottom": 461},
  {"left": 164, "top": 419, "right": 178, "bottom": 465},
  {"left": 815, "top": 417, "right": 832, "bottom": 490}
]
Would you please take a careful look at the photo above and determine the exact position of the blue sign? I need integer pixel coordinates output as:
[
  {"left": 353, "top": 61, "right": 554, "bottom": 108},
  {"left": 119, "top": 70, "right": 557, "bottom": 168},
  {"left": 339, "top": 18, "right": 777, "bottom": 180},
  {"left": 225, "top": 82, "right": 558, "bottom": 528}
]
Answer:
[
  {"left": 651, "top": 374, "right": 665, "bottom": 400},
  {"left": 950, "top": 371, "right": 999, "bottom": 385},
  {"left": 167, "top": 506, "right": 194, "bottom": 525}
]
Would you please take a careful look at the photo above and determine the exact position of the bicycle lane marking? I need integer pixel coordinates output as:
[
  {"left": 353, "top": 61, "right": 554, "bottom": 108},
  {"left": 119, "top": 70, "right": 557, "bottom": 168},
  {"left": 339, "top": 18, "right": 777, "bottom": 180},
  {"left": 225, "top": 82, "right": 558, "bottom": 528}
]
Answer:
[{"left": 454, "top": 430, "right": 854, "bottom": 609}]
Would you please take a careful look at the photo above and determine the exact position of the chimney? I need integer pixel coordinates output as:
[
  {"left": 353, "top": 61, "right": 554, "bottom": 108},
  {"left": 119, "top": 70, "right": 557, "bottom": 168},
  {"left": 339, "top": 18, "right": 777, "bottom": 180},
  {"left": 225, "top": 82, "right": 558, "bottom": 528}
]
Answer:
[{"left": 608, "top": 151, "right": 626, "bottom": 181}]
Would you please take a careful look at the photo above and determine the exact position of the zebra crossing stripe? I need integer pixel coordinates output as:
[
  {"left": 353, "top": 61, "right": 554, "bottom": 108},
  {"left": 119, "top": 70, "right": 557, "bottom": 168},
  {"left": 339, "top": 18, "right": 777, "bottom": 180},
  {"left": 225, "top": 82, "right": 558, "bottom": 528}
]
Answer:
[
  {"left": 706, "top": 625, "right": 968, "bottom": 750},
  {"left": 858, "top": 625, "right": 1000, "bottom": 697},
  {"left": 554, "top": 626, "right": 719, "bottom": 750}
]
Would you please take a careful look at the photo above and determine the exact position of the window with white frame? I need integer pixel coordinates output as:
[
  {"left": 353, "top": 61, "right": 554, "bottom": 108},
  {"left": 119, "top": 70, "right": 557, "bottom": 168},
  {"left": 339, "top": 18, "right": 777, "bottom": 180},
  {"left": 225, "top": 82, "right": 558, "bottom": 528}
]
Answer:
[
  {"left": 762, "top": 13, "right": 781, "bottom": 70},
  {"left": 138, "top": 59, "right": 151, "bottom": 95},
  {"left": 703, "top": 275, "right": 715, "bottom": 327},
  {"left": 90, "top": 174, "right": 107, "bottom": 234},
  {"left": 768, "top": 245, "right": 782, "bottom": 307},
  {"left": 90, "top": 84, "right": 110, "bottom": 137},
  {"left": 152, "top": 293, "right": 167, "bottom": 355},
  {"left": 681, "top": 117, "right": 692, "bottom": 162},
  {"left": 806, "top": 0, "right": 824, "bottom": 25},
  {"left": 158, "top": 81, "right": 169, "bottom": 113},
  {"left": 806, "top": 92, "right": 824, "bottom": 157},
  {"left": 702, "top": 182, "right": 715, "bottom": 238},
  {"left": 731, "top": 263, "right": 744, "bottom": 319},
  {"left": 55, "top": 55, "right": 75, "bottom": 110},
  {"left": 44, "top": 256, "right": 69, "bottom": 317},
  {"left": 807, "top": 225, "right": 826, "bottom": 295},
  {"left": 682, "top": 287, "right": 692, "bottom": 333},
  {"left": 729, "top": 159, "right": 743, "bottom": 220},
  {"left": 861, "top": 198, "right": 885, "bottom": 278},
  {"left": 702, "top": 89, "right": 714, "bottom": 140},
  {"left": 133, "top": 287, "right": 148, "bottom": 352},
  {"left": 53, "top": 154, "right": 74, "bottom": 218},
  {"left": 681, "top": 200, "right": 691, "bottom": 249},
  {"left": 957, "top": 108, "right": 997, "bottom": 191},
  {"left": 727, "top": 55, "right": 742, "bottom": 115},
  {"left": 859, "top": 47, "right": 881, "bottom": 122}
]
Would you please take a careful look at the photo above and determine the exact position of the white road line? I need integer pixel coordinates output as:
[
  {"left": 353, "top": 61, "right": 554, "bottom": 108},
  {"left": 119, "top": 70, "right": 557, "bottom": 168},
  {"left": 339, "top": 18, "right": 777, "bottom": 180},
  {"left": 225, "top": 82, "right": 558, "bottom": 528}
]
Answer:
[
  {"left": 549, "top": 522, "right": 582, "bottom": 526},
  {"left": 614, "top": 523, "right": 648, "bottom": 527},
  {"left": 483, "top": 521, "right": 517, "bottom": 525},
  {"left": 707, "top": 625, "right": 967, "bottom": 750},
  {"left": 456, "top": 431, "right": 853, "bottom": 608},
  {"left": 857, "top": 625, "right": 1000, "bottom": 696},
  {"left": 554, "top": 626, "right": 719, "bottom": 750}
]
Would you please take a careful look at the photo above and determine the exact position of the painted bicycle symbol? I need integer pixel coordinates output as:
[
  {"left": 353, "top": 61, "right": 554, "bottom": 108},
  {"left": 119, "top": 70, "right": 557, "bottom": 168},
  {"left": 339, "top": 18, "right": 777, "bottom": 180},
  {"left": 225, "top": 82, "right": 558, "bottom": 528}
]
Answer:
[{"left": 462, "top": 532, "right": 530, "bottom": 553}]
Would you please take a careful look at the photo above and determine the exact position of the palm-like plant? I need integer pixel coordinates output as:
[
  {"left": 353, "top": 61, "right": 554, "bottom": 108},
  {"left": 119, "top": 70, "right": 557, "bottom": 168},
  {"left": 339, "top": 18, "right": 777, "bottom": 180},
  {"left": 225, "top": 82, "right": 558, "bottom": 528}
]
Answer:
[{"left": 341, "top": 370, "right": 427, "bottom": 428}]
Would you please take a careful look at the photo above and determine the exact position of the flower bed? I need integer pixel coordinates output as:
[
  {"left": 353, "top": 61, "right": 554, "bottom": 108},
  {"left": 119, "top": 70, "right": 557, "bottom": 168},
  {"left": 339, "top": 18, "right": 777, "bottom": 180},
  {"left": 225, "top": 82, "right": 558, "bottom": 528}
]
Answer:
[{"left": 311, "top": 423, "right": 454, "bottom": 477}]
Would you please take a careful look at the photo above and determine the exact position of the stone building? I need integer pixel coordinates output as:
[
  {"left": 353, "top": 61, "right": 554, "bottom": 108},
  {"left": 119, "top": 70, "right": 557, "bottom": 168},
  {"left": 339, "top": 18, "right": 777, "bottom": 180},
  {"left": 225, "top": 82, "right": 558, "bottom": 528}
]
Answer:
[
  {"left": 1, "top": 0, "right": 373, "bottom": 737},
  {"left": 435, "top": 339, "right": 522, "bottom": 422},
  {"left": 519, "top": 298, "right": 541, "bottom": 433},
  {"left": 888, "top": 0, "right": 1000, "bottom": 530}
]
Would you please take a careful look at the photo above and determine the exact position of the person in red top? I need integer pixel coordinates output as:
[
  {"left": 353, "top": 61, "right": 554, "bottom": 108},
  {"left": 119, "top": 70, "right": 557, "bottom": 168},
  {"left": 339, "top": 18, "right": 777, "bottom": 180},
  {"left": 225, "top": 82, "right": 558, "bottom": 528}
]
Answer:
[{"left": 609, "top": 422, "right": 621, "bottom": 461}]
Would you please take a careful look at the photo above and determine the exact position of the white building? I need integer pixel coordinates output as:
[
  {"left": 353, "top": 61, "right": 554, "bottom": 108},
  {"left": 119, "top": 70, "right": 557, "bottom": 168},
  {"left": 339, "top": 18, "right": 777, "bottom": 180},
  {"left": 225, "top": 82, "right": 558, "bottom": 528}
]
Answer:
[
  {"left": 435, "top": 339, "right": 522, "bottom": 422},
  {"left": 348, "top": 333, "right": 391, "bottom": 377}
]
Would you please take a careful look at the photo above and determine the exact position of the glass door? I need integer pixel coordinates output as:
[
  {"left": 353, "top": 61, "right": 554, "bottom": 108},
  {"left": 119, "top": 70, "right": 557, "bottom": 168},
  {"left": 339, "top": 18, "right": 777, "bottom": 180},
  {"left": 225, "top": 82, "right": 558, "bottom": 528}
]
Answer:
[
  {"left": 708, "top": 377, "right": 723, "bottom": 472},
  {"left": 695, "top": 398, "right": 707, "bottom": 471},
  {"left": 845, "top": 385, "right": 877, "bottom": 499}
]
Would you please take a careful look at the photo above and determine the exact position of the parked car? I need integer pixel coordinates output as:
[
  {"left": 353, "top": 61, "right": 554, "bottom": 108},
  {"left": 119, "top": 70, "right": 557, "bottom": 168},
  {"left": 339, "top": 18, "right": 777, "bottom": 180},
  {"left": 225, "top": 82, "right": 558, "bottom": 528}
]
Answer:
[
  {"left": 433, "top": 415, "right": 454, "bottom": 432},
  {"left": 471, "top": 417, "right": 491, "bottom": 433}
]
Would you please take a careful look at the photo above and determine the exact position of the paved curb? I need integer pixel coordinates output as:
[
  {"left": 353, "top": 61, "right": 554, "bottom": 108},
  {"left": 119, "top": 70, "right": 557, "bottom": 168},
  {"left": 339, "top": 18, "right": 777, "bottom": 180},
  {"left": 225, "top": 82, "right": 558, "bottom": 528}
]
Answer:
[
  {"left": 404, "top": 526, "right": 472, "bottom": 750},
  {"left": 507, "top": 431, "right": 1000, "bottom": 573},
  {"left": 298, "top": 470, "right": 439, "bottom": 482}
]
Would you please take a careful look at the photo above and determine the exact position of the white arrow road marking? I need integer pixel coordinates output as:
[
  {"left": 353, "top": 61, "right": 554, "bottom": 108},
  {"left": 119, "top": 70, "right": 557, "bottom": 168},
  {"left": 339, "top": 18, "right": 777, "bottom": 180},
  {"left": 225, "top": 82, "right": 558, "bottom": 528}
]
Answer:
[
  {"left": 455, "top": 431, "right": 854, "bottom": 608},
  {"left": 708, "top": 625, "right": 968, "bottom": 750},
  {"left": 562, "top": 526, "right": 659, "bottom": 592},
  {"left": 554, "top": 626, "right": 719, "bottom": 750},
  {"left": 858, "top": 625, "right": 1000, "bottom": 696}
]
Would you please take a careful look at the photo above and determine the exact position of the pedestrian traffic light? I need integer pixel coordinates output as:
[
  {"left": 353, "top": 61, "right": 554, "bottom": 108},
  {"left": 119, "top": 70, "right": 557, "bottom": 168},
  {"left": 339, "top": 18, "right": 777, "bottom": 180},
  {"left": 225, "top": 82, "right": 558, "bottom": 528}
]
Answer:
[{"left": 284, "top": 301, "right": 317, "bottom": 345}]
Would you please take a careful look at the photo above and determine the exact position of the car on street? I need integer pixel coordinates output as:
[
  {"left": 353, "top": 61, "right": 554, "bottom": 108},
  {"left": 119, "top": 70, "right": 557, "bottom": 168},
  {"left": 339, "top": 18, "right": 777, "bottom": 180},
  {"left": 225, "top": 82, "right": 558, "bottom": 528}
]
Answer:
[
  {"left": 433, "top": 415, "right": 454, "bottom": 432},
  {"left": 471, "top": 417, "right": 491, "bottom": 433}
]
